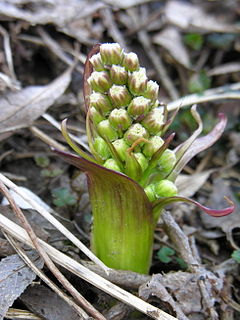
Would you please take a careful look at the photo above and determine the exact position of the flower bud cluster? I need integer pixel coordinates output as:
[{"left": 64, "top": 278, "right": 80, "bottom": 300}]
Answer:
[{"left": 87, "top": 43, "right": 177, "bottom": 200}]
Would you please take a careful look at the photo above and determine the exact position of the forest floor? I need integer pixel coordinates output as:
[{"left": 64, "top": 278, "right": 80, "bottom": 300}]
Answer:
[{"left": 0, "top": 1, "right": 240, "bottom": 319}]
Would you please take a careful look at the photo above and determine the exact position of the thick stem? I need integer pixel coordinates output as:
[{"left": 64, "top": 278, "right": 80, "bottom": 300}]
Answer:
[{"left": 88, "top": 172, "right": 154, "bottom": 274}]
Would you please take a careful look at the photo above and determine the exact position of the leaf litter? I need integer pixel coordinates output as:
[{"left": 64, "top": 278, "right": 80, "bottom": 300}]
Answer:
[{"left": 0, "top": 0, "right": 239, "bottom": 319}]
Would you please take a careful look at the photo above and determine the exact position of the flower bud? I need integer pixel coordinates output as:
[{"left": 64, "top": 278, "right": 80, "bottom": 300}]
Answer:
[
  {"left": 124, "top": 123, "right": 149, "bottom": 146},
  {"left": 108, "top": 85, "right": 132, "bottom": 108},
  {"left": 109, "top": 108, "right": 132, "bottom": 132},
  {"left": 128, "top": 68, "right": 148, "bottom": 96},
  {"left": 89, "top": 107, "right": 105, "bottom": 124},
  {"left": 141, "top": 108, "right": 164, "bottom": 135},
  {"left": 89, "top": 53, "right": 105, "bottom": 71},
  {"left": 100, "top": 43, "right": 123, "bottom": 65},
  {"left": 134, "top": 152, "right": 148, "bottom": 172},
  {"left": 154, "top": 180, "right": 178, "bottom": 197},
  {"left": 104, "top": 158, "right": 122, "bottom": 172},
  {"left": 110, "top": 65, "right": 128, "bottom": 85},
  {"left": 143, "top": 80, "right": 159, "bottom": 102},
  {"left": 144, "top": 184, "right": 157, "bottom": 202},
  {"left": 88, "top": 71, "right": 112, "bottom": 93},
  {"left": 93, "top": 136, "right": 111, "bottom": 160},
  {"left": 90, "top": 92, "right": 113, "bottom": 115},
  {"left": 127, "top": 96, "right": 151, "bottom": 118},
  {"left": 112, "top": 138, "right": 129, "bottom": 162},
  {"left": 122, "top": 52, "right": 140, "bottom": 72},
  {"left": 97, "top": 120, "right": 118, "bottom": 141},
  {"left": 158, "top": 149, "right": 176, "bottom": 175},
  {"left": 143, "top": 136, "right": 164, "bottom": 158}
]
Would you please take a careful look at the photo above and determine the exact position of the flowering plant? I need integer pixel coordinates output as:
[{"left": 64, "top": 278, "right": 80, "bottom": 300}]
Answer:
[{"left": 55, "top": 43, "right": 234, "bottom": 274}]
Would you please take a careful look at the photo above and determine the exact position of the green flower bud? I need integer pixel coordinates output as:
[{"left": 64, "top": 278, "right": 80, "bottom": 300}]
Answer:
[
  {"left": 154, "top": 180, "right": 178, "bottom": 197},
  {"left": 124, "top": 123, "right": 149, "bottom": 146},
  {"left": 143, "top": 80, "right": 159, "bottom": 102},
  {"left": 89, "top": 53, "right": 105, "bottom": 71},
  {"left": 144, "top": 184, "right": 157, "bottom": 202},
  {"left": 97, "top": 120, "right": 118, "bottom": 141},
  {"left": 122, "top": 52, "right": 140, "bottom": 72},
  {"left": 89, "top": 106, "right": 105, "bottom": 124},
  {"left": 134, "top": 152, "right": 148, "bottom": 172},
  {"left": 110, "top": 65, "right": 128, "bottom": 85},
  {"left": 127, "top": 96, "right": 151, "bottom": 118},
  {"left": 90, "top": 92, "right": 113, "bottom": 115},
  {"left": 88, "top": 71, "right": 112, "bottom": 93},
  {"left": 104, "top": 158, "right": 122, "bottom": 172},
  {"left": 128, "top": 68, "right": 148, "bottom": 96},
  {"left": 108, "top": 85, "right": 132, "bottom": 108},
  {"left": 109, "top": 108, "right": 132, "bottom": 132},
  {"left": 112, "top": 138, "right": 129, "bottom": 162},
  {"left": 143, "top": 136, "right": 164, "bottom": 158},
  {"left": 100, "top": 43, "right": 123, "bottom": 65},
  {"left": 93, "top": 136, "right": 111, "bottom": 160},
  {"left": 141, "top": 108, "right": 164, "bottom": 135},
  {"left": 158, "top": 149, "right": 176, "bottom": 175}
]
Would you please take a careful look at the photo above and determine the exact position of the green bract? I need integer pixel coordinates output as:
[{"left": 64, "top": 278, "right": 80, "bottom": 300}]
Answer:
[{"left": 57, "top": 43, "right": 234, "bottom": 274}]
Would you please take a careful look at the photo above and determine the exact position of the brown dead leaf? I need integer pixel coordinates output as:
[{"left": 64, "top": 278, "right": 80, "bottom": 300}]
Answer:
[
  {"left": 200, "top": 178, "right": 240, "bottom": 249},
  {"left": 20, "top": 284, "right": 80, "bottom": 320},
  {"left": 176, "top": 170, "right": 214, "bottom": 198},
  {"left": 153, "top": 27, "right": 191, "bottom": 69},
  {"left": 165, "top": 1, "right": 240, "bottom": 33},
  {"left": 0, "top": 68, "right": 71, "bottom": 135},
  {"left": 139, "top": 271, "right": 223, "bottom": 316}
]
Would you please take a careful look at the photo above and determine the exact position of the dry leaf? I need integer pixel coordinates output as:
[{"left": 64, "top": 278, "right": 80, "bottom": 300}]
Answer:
[
  {"left": 165, "top": 1, "right": 240, "bottom": 33},
  {"left": 200, "top": 178, "right": 240, "bottom": 249},
  {"left": 0, "top": 251, "right": 43, "bottom": 320},
  {"left": 176, "top": 170, "right": 214, "bottom": 198},
  {"left": 0, "top": 68, "right": 71, "bottom": 134},
  {"left": 20, "top": 284, "right": 80, "bottom": 320},
  {"left": 153, "top": 27, "right": 191, "bottom": 69}
]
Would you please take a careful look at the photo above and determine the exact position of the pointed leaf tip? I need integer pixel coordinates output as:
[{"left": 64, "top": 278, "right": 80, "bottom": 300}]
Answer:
[{"left": 153, "top": 195, "right": 235, "bottom": 218}]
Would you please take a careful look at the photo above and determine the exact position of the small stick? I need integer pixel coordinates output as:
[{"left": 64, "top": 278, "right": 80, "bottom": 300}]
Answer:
[
  {"left": 0, "top": 181, "right": 106, "bottom": 320},
  {"left": 0, "top": 213, "right": 177, "bottom": 320},
  {"left": 4, "top": 231, "right": 90, "bottom": 319},
  {"left": 0, "top": 173, "right": 109, "bottom": 273}
]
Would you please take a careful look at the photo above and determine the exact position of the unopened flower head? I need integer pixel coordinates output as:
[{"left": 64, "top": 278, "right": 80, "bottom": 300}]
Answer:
[
  {"left": 100, "top": 43, "right": 123, "bottom": 65},
  {"left": 89, "top": 53, "right": 105, "bottom": 71},
  {"left": 88, "top": 71, "right": 112, "bottom": 93},
  {"left": 122, "top": 52, "right": 140, "bottom": 71},
  {"left": 108, "top": 85, "right": 132, "bottom": 108},
  {"left": 110, "top": 65, "right": 128, "bottom": 85},
  {"left": 128, "top": 68, "right": 148, "bottom": 96},
  {"left": 141, "top": 108, "right": 164, "bottom": 135}
]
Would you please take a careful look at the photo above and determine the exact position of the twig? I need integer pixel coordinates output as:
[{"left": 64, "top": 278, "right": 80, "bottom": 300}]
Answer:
[
  {"left": 0, "top": 173, "right": 108, "bottom": 273},
  {"left": 0, "top": 181, "right": 106, "bottom": 320},
  {"left": 37, "top": 27, "right": 83, "bottom": 73},
  {"left": 167, "top": 82, "right": 240, "bottom": 111},
  {"left": 0, "top": 213, "right": 178, "bottom": 320},
  {"left": 101, "top": 7, "right": 128, "bottom": 50},
  {"left": 30, "top": 126, "right": 67, "bottom": 151},
  {"left": 3, "top": 231, "right": 90, "bottom": 319},
  {"left": 0, "top": 25, "right": 17, "bottom": 82},
  {"left": 162, "top": 210, "right": 221, "bottom": 320},
  {"left": 42, "top": 113, "right": 90, "bottom": 152}
]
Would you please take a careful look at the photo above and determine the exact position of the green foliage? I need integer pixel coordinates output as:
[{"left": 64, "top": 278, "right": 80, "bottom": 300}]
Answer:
[
  {"left": 184, "top": 33, "right": 203, "bottom": 50},
  {"left": 188, "top": 71, "right": 211, "bottom": 93},
  {"left": 157, "top": 246, "right": 187, "bottom": 269},
  {"left": 34, "top": 155, "right": 50, "bottom": 168},
  {"left": 231, "top": 250, "right": 240, "bottom": 263},
  {"left": 52, "top": 187, "right": 77, "bottom": 207},
  {"left": 157, "top": 246, "right": 175, "bottom": 263},
  {"left": 41, "top": 168, "right": 63, "bottom": 178}
]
